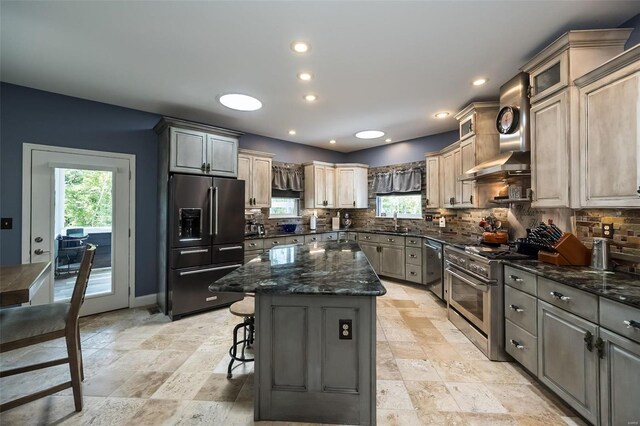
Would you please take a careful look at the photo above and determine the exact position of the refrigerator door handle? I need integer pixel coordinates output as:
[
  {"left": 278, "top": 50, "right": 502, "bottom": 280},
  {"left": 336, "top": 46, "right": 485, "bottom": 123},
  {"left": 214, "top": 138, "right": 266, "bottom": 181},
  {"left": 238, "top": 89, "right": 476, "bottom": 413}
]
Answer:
[
  {"left": 214, "top": 186, "right": 219, "bottom": 236},
  {"left": 209, "top": 186, "right": 214, "bottom": 236},
  {"left": 179, "top": 264, "right": 242, "bottom": 276}
]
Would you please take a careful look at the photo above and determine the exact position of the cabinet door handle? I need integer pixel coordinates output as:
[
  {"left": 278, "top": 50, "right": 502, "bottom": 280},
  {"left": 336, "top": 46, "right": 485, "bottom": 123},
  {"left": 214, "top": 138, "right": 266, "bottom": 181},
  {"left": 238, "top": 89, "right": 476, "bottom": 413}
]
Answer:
[
  {"left": 550, "top": 291, "right": 570, "bottom": 301},
  {"left": 509, "top": 339, "right": 524, "bottom": 350},
  {"left": 509, "top": 275, "right": 524, "bottom": 283},
  {"left": 353, "top": 201, "right": 355, "bottom": 207},
  {"left": 426, "top": 198, "right": 429, "bottom": 205},
  {"left": 201, "top": 163, "right": 206, "bottom": 172},
  {"left": 624, "top": 319, "right": 640, "bottom": 329},
  {"left": 34, "top": 249, "right": 50, "bottom": 255},
  {"left": 584, "top": 331, "right": 594, "bottom": 351},
  {"left": 509, "top": 304, "right": 524, "bottom": 313},
  {"left": 469, "top": 195, "right": 473, "bottom": 204},
  {"left": 206, "top": 163, "right": 211, "bottom": 172},
  {"left": 595, "top": 337, "right": 604, "bottom": 359}
]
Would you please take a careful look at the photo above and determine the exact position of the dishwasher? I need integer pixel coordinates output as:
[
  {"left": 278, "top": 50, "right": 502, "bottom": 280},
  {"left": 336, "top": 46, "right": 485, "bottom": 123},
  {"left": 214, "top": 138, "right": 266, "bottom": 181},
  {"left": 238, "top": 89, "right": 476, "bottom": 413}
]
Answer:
[{"left": 423, "top": 238, "right": 445, "bottom": 301}]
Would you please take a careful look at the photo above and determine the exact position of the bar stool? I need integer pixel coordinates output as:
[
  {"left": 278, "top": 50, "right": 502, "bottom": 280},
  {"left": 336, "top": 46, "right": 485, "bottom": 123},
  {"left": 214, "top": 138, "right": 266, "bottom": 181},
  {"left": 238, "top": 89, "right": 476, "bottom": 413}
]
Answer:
[{"left": 227, "top": 294, "right": 255, "bottom": 379}]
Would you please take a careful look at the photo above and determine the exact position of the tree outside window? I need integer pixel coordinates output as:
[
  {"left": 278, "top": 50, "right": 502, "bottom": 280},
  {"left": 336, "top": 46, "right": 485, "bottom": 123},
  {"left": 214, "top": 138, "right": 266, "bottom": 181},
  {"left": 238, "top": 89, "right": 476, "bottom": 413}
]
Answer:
[{"left": 376, "top": 194, "right": 421, "bottom": 218}]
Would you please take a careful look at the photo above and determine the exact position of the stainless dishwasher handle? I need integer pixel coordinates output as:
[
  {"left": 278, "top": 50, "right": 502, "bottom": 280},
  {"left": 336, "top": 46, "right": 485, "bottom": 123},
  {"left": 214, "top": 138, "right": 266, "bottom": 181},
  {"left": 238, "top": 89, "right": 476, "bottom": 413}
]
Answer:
[
  {"left": 179, "top": 264, "right": 242, "bottom": 276},
  {"left": 624, "top": 320, "right": 640, "bottom": 329},
  {"left": 180, "top": 249, "right": 209, "bottom": 255},
  {"left": 219, "top": 246, "right": 243, "bottom": 251}
]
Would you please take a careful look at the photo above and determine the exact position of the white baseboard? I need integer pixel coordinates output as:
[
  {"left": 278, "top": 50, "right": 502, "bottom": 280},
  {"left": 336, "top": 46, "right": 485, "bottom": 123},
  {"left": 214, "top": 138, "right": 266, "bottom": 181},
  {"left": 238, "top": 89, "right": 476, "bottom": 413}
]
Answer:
[{"left": 132, "top": 293, "right": 158, "bottom": 308}]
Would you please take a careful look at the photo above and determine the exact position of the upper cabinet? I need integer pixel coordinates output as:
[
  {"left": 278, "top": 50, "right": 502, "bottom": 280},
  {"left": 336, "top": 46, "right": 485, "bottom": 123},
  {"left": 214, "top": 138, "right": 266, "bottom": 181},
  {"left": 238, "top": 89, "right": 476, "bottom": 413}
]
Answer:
[
  {"left": 155, "top": 117, "right": 241, "bottom": 178},
  {"left": 441, "top": 146, "right": 458, "bottom": 208},
  {"left": 304, "top": 162, "right": 336, "bottom": 208},
  {"left": 336, "top": 164, "right": 369, "bottom": 208},
  {"left": 425, "top": 154, "right": 440, "bottom": 209},
  {"left": 575, "top": 45, "right": 640, "bottom": 208},
  {"left": 238, "top": 149, "right": 274, "bottom": 208},
  {"left": 522, "top": 29, "right": 632, "bottom": 208}
]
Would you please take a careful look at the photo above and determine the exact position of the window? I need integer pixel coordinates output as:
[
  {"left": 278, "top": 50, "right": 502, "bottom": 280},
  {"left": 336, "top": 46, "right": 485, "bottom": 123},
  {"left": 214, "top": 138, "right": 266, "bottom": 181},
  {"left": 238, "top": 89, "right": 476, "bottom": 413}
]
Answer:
[
  {"left": 376, "top": 194, "right": 422, "bottom": 219},
  {"left": 269, "top": 197, "right": 301, "bottom": 217}
]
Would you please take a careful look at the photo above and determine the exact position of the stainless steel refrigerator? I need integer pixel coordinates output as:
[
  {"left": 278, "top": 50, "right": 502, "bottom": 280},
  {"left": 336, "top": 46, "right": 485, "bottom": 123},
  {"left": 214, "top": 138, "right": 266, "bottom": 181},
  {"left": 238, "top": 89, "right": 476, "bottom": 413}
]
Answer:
[{"left": 164, "top": 174, "right": 245, "bottom": 320}]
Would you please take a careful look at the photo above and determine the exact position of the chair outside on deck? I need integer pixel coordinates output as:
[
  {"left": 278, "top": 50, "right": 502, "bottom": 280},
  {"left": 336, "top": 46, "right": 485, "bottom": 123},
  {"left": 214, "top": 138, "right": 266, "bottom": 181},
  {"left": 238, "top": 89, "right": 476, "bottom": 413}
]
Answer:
[{"left": 0, "top": 244, "right": 96, "bottom": 413}]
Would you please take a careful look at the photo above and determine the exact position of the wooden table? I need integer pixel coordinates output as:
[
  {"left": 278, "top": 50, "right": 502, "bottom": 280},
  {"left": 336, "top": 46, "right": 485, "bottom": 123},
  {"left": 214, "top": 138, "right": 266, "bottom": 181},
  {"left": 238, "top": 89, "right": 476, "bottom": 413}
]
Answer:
[{"left": 0, "top": 262, "right": 51, "bottom": 307}]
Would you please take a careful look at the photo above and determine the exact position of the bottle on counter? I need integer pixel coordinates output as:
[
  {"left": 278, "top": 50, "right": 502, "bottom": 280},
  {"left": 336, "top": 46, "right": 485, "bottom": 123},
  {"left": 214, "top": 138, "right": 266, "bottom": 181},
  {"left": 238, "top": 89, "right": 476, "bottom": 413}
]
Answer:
[{"left": 310, "top": 210, "right": 317, "bottom": 230}]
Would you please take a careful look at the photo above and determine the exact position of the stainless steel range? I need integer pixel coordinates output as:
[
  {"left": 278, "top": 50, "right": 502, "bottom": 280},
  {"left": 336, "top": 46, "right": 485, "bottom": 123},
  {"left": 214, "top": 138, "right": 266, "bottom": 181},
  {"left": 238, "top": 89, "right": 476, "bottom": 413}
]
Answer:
[{"left": 444, "top": 244, "right": 529, "bottom": 361}]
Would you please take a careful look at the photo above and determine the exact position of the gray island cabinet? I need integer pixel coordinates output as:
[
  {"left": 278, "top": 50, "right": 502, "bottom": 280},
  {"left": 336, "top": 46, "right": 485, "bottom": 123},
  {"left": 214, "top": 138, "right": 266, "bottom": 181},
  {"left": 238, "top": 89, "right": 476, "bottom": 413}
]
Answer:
[{"left": 210, "top": 241, "right": 386, "bottom": 425}]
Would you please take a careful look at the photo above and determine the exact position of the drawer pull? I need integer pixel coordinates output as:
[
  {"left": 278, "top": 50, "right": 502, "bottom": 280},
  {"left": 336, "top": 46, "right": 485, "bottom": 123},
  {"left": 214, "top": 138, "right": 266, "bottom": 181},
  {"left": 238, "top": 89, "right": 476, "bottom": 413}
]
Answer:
[
  {"left": 549, "top": 291, "right": 571, "bottom": 301},
  {"left": 409, "top": 271, "right": 417, "bottom": 276},
  {"left": 327, "top": 236, "right": 334, "bottom": 239},
  {"left": 584, "top": 331, "right": 594, "bottom": 352},
  {"left": 409, "top": 240, "right": 416, "bottom": 244},
  {"left": 205, "top": 296, "right": 218, "bottom": 302},
  {"left": 179, "top": 264, "right": 242, "bottom": 276},
  {"left": 249, "top": 243, "right": 257, "bottom": 247},
  {"left": 272, "top": 241, "right": 280, "bottom": 245},
  {"left": 219, "top": 245, "right": 243, "bottom": 251},
  {"left": 509, "top": 339, "right": 524, "bottom": 350},
  {"left": 388, "top": 238, "right": 394, "bottom": 242},
  {"left": 179, "top": 249, "right": 208, "bottom": 255},
  {"left": 624, "top": 319, "right": 640, "bottom": 329},
  {"left": 410, "top": 254, "right": 417, "bottom": 258},
  {"left": 292, "top": 239, "right": 299, "bottom": 242},
  {"left": 509, "top": 275, "right": 524, "bottom": 283},
  {"left": 509, "top": 304, "right": 524, "bottom": 313}
]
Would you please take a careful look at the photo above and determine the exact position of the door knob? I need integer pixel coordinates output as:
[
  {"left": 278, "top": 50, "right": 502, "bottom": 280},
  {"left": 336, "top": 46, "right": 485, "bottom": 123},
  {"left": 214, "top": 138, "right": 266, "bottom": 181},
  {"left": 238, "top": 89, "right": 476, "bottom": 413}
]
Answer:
[
  {"left": 34, "top": 237, "right": 43, "bottom": 243},
  {"left": 34, "top": 249, "right": 49, "bottom": 255}
]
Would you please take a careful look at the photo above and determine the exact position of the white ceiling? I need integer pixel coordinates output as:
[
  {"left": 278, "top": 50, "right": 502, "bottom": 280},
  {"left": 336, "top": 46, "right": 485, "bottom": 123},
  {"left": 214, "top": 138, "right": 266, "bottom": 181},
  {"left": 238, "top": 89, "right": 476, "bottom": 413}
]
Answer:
[{"left": 1, "top": 1, "right": 638, "bottom": 152}]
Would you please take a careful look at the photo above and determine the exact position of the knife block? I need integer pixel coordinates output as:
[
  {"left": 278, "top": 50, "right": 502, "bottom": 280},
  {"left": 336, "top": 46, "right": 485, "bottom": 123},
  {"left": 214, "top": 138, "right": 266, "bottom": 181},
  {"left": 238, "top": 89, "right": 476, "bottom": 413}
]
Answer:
[{"left": 537, "top": 232, "right": 591, "bottom": 266}]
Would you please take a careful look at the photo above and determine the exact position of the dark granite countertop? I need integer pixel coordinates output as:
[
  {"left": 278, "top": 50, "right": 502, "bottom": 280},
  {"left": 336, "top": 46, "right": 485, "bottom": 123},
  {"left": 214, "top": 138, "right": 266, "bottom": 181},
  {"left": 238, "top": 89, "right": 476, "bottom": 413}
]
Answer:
[
  {"left": 504, "top": 260, "right": 640, "bottom": 309},
  {"left": 211, "top": 241, "right": 386, "bottom": 296}
]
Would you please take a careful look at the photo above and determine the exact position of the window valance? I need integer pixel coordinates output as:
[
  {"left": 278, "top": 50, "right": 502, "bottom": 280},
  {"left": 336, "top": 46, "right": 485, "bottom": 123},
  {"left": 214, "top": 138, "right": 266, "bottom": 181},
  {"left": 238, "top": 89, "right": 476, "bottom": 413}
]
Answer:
[
  {"left": 372, "top": 168, "right": 421, "bottom": 194},
  {"left": 272, "top": 166, "right": 303, "bottom": 192}
]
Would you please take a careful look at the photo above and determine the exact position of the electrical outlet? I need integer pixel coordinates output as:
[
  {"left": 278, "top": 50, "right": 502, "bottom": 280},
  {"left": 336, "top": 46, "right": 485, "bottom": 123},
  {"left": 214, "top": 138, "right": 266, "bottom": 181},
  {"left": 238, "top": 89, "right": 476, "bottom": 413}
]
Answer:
[
  {"left": 1, "top": 218, "right": 12, "bottom": 230},
  {"left": 602, "top": 223, "right": 614, "bottom": 239},
  {"left": 339, "top": 319, "right": 352, "bottom": 340},
  {"left": 425, "top": 215, "right": 433, "bottom": 222}
]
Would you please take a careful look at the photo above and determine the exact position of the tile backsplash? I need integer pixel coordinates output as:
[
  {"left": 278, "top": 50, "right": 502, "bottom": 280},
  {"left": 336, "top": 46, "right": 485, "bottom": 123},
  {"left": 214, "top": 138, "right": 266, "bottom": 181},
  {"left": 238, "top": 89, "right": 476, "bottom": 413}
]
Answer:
[{"left": 248, "top": 160, "right": 640, "bottom": 273}]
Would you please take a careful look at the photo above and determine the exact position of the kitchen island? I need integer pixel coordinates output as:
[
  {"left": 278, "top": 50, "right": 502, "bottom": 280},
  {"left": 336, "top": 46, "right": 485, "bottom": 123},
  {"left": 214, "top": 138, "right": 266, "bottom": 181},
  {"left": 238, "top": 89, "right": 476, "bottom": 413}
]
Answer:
[{"left": 210, "top": 240, "right": 386, "bottom": 425}]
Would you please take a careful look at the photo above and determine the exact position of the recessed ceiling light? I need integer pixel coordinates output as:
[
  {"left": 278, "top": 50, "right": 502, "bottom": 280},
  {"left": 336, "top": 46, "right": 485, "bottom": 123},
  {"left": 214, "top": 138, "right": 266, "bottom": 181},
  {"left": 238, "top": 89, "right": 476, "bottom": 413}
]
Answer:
[
  {"left": 434, "top": 111, "right": 450, "bottom": 119},
  {"left": 291, "top": 41, "right": 310, "bottom": 53},
  {"left": 219, "top": 94, "right": 262, "bottom": 111},
  {"left": 304, "top": 94, "right": 317, "bottom": 102},
  {"left": 355, "top": 130, "right": 385, "bottom": 139},
  {"left": 329, "top": 139, "right": 336, "bottom": 144},
  {"left": 297, "top": 72, "right": 313, "bottom": 81},
  {"left": 385, "top": 138, "right": 392, "bottom": 143},
  {"left": 288, "top": 130, "right": 296, "bottom": 135},
  {"left": 472, "top": 78, "right": 488, "bottom": 86}
]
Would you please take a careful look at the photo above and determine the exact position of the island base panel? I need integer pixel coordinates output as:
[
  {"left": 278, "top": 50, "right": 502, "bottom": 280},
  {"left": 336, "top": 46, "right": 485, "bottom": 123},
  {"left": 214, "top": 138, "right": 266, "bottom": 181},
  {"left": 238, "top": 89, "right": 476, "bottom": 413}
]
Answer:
[{"left": 255, "top": 293, "right": 377, "bottom": 425}]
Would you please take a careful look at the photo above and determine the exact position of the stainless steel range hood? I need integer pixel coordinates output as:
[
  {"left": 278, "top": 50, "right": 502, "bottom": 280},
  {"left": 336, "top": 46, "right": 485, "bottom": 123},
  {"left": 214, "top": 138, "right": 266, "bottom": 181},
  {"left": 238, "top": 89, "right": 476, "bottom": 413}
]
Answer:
[{"left": 461, "top": 73, "right": 530, "bottom": 182}]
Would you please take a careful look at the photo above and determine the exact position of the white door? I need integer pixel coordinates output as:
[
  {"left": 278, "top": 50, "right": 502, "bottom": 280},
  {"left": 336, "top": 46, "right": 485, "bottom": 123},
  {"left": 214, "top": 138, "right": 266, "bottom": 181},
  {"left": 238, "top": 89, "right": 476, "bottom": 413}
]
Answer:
[{"left": 28, "top": 147, "right": 133, "bottom": 315}]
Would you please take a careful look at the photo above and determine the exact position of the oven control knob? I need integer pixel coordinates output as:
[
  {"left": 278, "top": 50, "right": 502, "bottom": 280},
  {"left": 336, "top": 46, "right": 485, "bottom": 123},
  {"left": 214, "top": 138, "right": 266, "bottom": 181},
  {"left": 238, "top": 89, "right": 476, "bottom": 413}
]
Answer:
[{"left": 479, "top": 267, "right": 488, "bottom": 276}]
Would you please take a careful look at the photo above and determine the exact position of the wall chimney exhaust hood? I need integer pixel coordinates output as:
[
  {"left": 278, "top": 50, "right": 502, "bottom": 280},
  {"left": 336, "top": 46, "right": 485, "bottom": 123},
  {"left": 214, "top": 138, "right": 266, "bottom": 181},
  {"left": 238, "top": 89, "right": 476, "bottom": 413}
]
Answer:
[{"left": 461, "top": 72, "right": 531, "bottom": 182}]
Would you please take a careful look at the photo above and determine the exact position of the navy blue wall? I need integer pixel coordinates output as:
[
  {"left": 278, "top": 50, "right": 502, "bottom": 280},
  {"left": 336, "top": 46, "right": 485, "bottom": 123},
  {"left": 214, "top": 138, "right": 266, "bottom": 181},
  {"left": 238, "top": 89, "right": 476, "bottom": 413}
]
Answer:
[
  {"left": 346, "top": 131, "right": 459, "bottom": 167},
  {"left": 0, "top": 83, "right": 161, "bottom": 296},
  {"left": 622, "top": 12, "right": 640, "bottom": 49}
]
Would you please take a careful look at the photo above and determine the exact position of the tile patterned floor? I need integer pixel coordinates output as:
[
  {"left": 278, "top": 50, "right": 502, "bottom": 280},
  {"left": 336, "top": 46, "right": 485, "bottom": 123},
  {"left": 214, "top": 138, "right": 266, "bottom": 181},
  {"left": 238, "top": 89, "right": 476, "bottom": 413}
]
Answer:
[{"left": 0, "top": 280, "right": 588, "bottom": 425}]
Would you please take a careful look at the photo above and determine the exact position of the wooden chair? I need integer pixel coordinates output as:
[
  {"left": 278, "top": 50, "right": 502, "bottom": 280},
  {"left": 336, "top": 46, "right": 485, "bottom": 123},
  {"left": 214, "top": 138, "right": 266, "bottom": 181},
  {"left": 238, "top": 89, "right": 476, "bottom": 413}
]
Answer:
[{"left": 0, "top": 244, "right": 96, "bottom": 413}]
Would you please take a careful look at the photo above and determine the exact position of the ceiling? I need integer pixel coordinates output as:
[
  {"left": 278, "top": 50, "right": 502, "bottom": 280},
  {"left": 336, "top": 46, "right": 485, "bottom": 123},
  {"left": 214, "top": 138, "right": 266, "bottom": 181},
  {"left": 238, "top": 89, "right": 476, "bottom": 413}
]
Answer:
[{"left": 1, "top": 1, "right": 638, "bottom": 152}]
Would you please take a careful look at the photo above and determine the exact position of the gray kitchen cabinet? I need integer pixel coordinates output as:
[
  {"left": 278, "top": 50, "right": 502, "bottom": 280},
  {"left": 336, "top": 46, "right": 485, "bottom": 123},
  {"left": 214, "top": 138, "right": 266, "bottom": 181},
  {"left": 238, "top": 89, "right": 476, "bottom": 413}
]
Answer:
[
  {"left": 379, "top": 244, "right": 405, "bottom": 280},
  {"left": 346, "top": 232, "right": 358, "bottom": 241},
  {"left": 359, "top": 242, "right": 380, "bottom": 273},
  {"left": 208, "top": 134, "right": 238, "bottom": 177},
  {"left": 285, "top": 235, "right": 304, "bottom": 245},
  {"left": 599, "top": 328, "right": 640, "bottom": 426},
  {"left": 538, "top": 300, "right": 599, "bottom": 424},
  {"left": 304, "top": 162, "right": 336, "bottom": 208},
  {"left": 321, "top": 232, "right": 338, "bottom": 241},
  {"left": 335, "top": 165, "right": 368, "bottom": 208},
  {"left": 170, "top": 127, "right": 208, "bottom": 174},
  {"left": 238, "top": 149, "right": 274, "bottom": 208},
  {"left": 156, "top": 118, "right": 241, "bottom": 177},
  {"left": 425, "top": 154, "right": 440, "bottom": 209},
  {"left": 441, "top": 147, "right": 458, "bottom": 208},
  {"left": 458, "top": 137, "right": 476, "bottom": 208}
]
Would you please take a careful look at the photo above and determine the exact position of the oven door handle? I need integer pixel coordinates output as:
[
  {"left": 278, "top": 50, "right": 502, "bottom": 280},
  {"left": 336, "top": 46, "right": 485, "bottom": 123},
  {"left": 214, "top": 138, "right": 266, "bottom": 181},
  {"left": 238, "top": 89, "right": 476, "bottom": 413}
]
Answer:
[{"left": 446, "top": 268, "right": 489, "bottom": 292}]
